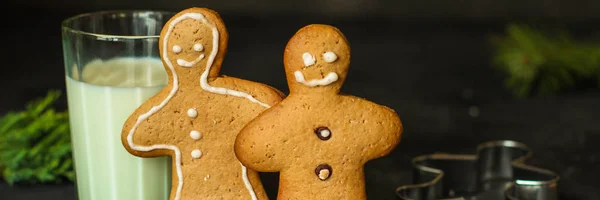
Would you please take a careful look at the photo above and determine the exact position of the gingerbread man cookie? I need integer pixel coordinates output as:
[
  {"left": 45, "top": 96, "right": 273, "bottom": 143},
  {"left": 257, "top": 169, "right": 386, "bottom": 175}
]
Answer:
[
  {"left": 234, "top": 24, "right": 403, "bottom": 199},
  {"left": 121, "top": 8, "right": 282, "bottom": 200}
]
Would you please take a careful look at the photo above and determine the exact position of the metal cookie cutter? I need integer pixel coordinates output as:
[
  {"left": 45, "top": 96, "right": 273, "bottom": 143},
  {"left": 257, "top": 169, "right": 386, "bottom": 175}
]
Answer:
[{"left": 396, "top": 140, "right": 560, "bottom": 200}]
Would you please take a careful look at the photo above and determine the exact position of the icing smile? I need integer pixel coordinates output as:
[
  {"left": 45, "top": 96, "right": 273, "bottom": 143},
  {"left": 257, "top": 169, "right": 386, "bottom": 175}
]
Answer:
[
  {"left": 294, "top": 71, "right": 338, "bottom": 87},
  {"left": 177, "top": 54, "right": 205, "bottom": 67}
]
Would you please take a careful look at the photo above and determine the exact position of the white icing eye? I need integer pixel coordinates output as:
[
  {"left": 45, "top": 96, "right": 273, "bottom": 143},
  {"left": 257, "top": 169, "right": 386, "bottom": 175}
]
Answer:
[
  {"left": 323, "top": 52, "right": 337, "bottom": 63},
  {"left": 194, "top": 44, "right": 204, "bottom": 51},
  {"left": 172, "top": 45, "right": 182, "bottom": 53},
  {"left": 302, "top": 52, "right": 316, "bottom": 67}
]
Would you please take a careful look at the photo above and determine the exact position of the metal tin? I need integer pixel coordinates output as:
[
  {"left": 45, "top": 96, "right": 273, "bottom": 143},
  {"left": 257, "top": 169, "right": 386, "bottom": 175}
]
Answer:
[{"left": 396, "top": 140, "right": 559, "bottom": 200}]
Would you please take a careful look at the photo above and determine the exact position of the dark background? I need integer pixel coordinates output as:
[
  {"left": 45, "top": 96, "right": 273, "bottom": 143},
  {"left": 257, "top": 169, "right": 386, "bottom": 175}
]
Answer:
[{"left": 1, "top": 0, "right": 600, "bottom": 199}]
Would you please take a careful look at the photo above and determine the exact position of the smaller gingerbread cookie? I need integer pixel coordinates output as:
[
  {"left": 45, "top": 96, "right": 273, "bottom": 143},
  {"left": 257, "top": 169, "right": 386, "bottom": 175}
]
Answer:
[{"left": 235, "top": 24, "right": 403, "bottom": 199}]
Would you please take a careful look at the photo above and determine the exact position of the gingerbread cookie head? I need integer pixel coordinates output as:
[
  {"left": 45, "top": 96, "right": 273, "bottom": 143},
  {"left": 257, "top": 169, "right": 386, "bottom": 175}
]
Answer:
[
  {"left": 159, "top": 7, "right": 228, "bottom": 80},
  {"left": 283, "top": 24, "right": 350, "bottom": 94}
]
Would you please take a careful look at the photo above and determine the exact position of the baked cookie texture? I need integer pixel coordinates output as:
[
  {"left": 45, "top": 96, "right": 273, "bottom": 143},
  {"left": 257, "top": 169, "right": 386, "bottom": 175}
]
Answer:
[
  {"left": 120, "top": 7, "right": 282, "bottom": 200},
  {"left": 235, "top": 24, "right": 403, "bottom": 199}
]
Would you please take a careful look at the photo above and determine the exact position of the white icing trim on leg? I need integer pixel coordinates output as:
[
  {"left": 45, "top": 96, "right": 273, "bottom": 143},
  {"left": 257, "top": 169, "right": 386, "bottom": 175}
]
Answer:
[
  {"left": 196, "top": 14, "right": 270, "bottom": 108},
  {"left": 241, "top": 163, "right": 257, "bottom": 200}
]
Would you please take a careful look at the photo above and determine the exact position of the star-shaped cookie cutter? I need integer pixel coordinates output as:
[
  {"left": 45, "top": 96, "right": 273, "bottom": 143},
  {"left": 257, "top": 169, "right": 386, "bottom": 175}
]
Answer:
[{"left": 396, "top": 140, "right": 560, "bottom": 200}]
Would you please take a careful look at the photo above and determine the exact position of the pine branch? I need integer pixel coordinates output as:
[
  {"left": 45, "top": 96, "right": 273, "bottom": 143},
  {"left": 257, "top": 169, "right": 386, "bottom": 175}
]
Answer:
[
  {"left": 0, "top": 90, "right": 74, "bottom": 185},
  {"left": 490, "top": 23, "right": 600, "bottom": 97}
]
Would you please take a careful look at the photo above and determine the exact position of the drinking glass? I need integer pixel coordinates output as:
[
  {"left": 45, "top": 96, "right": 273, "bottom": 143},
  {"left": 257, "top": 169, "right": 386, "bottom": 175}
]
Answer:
[{"left": 61, "top": 10, "right": 174, "bottom": 200}]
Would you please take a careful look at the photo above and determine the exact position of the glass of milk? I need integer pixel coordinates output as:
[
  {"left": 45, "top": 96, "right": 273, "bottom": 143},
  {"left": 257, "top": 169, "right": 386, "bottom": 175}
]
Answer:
[{"left": 61, "top": 10, "right": 173, "bottom": 200}]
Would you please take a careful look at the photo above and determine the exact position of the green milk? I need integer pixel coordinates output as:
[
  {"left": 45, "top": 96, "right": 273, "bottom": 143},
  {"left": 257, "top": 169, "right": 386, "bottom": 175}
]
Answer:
[{"left": 65, "top": 57, "right": 172, "bottom": 200}]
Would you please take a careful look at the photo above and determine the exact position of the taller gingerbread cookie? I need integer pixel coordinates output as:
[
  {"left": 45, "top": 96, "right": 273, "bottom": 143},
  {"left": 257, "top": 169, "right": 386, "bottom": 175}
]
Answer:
[
  {"left": 235, "top": 24, "right": 403, "bottom": 199},
  {"left": 121, "top": 8, "right": 282, "bottom": 200}
]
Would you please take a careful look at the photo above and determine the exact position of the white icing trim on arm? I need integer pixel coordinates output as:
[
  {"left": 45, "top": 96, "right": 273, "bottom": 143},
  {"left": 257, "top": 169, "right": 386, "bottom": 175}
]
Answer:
[
  {"left": 294, "top": 71, "right": 339, "bottom": 87},
  {"left": 198, "top": 19, "right": 270, "bottom": 109}
]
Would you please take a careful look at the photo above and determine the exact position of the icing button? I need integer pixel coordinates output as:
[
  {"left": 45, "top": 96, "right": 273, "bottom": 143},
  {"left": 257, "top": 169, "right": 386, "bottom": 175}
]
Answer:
[
  {"left": 315, "top": 164, "right": 332, "bottom": 181},
  {"left": 190, "top": 130, "right": 201, "bottom": 140},
  {"left": 187, "top": 108, "right": 198, "bottom": 118},
  {"left": 191, "top": 149, "right": 202, "bottom": 159},
  {"left": 314, "top": 127, "right": 332, "bottom": 141}
]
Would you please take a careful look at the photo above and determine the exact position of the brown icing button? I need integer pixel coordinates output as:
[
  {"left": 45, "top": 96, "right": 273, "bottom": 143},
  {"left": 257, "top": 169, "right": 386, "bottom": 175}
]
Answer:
[
  {"left": 315, "top": 164, "right": 332, "bottom": 181},
  {"left": 314, "top": 127, "right": 331, "bottom": 141}
]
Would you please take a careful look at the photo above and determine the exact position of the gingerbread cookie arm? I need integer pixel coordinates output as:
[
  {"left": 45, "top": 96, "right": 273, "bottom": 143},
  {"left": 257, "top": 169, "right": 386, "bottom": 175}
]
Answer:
[
  {"left": 267, "top": 85, "right": 287, "bottom": 99},
  {"left": 336, "top": 95, "right": 403, "bottom": 161},
  {"left": 119, "top": 11, "right": 188, "bottom": 158},
  {"left": 376, "top": 105, "right": 403, "bottom": 156},
  {"left": 235, "top": 105, "right": 288, "bottom": 172},
  {"left": 120, "top": 86, "right": 177, "bottom": 157},
  {"left": 211, "top": 76, "right": 284, "bottom": 106},
  {"left": 363, "top": 104, "right": 403, "bottom": 161}
]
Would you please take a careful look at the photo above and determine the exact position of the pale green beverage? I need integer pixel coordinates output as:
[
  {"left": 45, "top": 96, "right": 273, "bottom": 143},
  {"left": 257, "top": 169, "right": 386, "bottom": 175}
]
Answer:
[
  {"left": 62, "top": 10, "right": 174, "bottom": 200},
  {"left": 65, "top": 57, "right": 171, "bottom": 200}
]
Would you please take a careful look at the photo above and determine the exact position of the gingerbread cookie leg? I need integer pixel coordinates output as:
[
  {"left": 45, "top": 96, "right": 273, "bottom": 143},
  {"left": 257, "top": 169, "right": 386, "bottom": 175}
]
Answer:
[
  {"left": 235, "top": 24, "right": 402, "bottom": 199},
  {"left": 122, "top": 7, "right": 282, "bottom": 200}
]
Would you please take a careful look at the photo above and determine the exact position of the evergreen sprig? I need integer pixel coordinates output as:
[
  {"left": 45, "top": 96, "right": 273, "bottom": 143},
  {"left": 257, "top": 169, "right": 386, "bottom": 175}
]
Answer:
[
  {"left": 490, "top": 24, "right": 600, "bottom": 97},
  {"left": 0, "top": 90, "right": 74, "bottom": 185}
]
